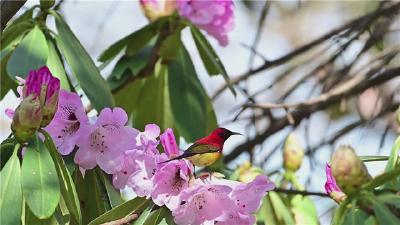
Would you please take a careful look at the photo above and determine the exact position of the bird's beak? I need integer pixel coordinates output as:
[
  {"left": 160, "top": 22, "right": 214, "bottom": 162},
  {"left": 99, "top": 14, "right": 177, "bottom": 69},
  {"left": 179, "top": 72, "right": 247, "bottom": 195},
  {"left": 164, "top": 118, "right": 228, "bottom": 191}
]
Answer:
[{"left": 230, "top": 131, "right": 243, "bottom": 136}]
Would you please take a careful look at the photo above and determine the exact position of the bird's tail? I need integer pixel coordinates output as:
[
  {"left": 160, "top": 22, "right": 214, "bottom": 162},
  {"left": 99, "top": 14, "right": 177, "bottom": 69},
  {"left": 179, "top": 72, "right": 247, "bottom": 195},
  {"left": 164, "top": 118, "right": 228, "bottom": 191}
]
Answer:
[{"left": 158, "top": 154, "right": 187, "bottom": 164}]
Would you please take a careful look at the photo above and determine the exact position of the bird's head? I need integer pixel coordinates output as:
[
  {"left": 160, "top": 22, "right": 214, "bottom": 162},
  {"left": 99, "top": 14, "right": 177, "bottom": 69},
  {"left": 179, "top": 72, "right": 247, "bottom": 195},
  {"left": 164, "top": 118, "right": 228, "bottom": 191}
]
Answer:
[{"left": 211, "top": 127, "right": 242, "bottom": 141}]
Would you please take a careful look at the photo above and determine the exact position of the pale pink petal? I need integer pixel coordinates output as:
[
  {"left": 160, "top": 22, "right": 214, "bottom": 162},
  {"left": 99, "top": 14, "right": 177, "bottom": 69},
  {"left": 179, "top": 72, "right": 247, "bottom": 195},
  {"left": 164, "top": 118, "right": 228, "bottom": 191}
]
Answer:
[
  {"left": 97, "top": 107, "right": 128, "bottom": 127},
  {"left": 160, "top": 128, "right": 180, "bottom": 157},
  {"left": 5, "top": 108, "right": 14, "bottom": 119}
]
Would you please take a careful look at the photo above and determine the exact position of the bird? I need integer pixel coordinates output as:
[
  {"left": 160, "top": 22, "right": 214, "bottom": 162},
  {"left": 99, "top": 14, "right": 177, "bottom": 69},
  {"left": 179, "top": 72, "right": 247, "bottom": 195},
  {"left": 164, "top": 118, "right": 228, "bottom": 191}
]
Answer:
[{"left": 161, "top": 127, "right": 241, "bottom": 167}]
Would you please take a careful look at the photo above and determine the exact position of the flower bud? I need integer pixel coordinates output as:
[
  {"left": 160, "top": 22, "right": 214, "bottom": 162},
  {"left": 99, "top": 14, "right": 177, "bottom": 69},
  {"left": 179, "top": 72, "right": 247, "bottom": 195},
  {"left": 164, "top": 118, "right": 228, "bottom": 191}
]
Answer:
[
  {"left": 283, "top": 133, "right": 304, "bottom": 172},
  {"left": 356, "top": 88, "right": 382, "bottom": 121},
  {"left": 324, "top": 164, "right": 346, "bottom": 203},
  {"left": 330, "top": 145, "right": 372, "bottom": 195},
  {"left": 237, "top": 161, "right": 263, "bottom": 183},
  {"left": 11, "top": 95, "right": 43, "bottom": 142},
  {"left": 24, "top": 66, "right": 60, "bottom": 126},
  {"left": 140, "top": 0, "right": 175, "bottom": 21}
]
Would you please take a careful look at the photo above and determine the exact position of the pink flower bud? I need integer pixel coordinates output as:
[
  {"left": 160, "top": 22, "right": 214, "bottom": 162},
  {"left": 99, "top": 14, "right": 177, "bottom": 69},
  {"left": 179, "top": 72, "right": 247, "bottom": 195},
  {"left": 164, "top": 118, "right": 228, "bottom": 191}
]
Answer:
[
  {"left": 24, "top": 66, "right": 60, "bottom": 126},
  {"left": 330, "top": 145, "right": 371, "bottom": 195},
  {"left": 324, "top": 164, "right": 346, "bottom": 203},
  {"left": 283, "top": 133, "right": 304, "bottom": 172},
  {"left": 11, "top": 95, "right": 43, "bottom": 142},
  {"left": 140, "top": 0, "right": 175, "bottom": 21},
  {"left": 237, "top": 161, "right": 263, "bottom": 183}
]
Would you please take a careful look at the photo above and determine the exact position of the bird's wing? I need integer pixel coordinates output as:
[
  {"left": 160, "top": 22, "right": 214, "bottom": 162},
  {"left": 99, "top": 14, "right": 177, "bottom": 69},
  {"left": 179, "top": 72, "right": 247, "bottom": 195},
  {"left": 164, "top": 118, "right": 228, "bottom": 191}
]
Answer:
[{"left": 183, "top": 143, "right": 221, "bottom": 157}]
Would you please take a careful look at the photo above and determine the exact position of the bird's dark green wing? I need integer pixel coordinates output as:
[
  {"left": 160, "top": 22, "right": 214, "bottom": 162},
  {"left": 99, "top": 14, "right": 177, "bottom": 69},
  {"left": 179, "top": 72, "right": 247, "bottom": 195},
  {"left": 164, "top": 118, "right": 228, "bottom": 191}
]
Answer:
[{"left": 183, "top": 143, "right": 220, "bottom": 157}]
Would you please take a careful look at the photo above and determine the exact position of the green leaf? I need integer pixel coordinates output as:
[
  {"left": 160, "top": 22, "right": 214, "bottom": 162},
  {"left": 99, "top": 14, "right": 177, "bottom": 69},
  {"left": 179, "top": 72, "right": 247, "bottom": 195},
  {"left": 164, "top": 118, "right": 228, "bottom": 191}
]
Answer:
[
  {"left": 88, "top": 197, "right": 150, "bottom": 225},
  {"left": 98, "top": 20, "right": 162, "bottom": 62},
  {"left": 143, "top": 207, "right": 171, "bottom": 225},
  {"left": 52, "top": 11, "right": 115, "bottom": 110},
  {"left": 132, "top": 65, "right": 174, "bottom": 131},
  {"left": 132, "top": 203, "right": 154, "bottom": 225},
  {"left": 0, "top": 138, "right": 16, "bottom": 169},
  {"left": 1, "top": 51, "right": 17, "bottom": 99},
  {"left": 25, "top": 205, "right": 58, "bottom": 225},
  {"left": 22, "top": 138, "right": 60, "bottom": 219},
  {"left": 383, "top": 137, "right": 400, "bottom": 189},
  {"left": 3, "top": 7, "right": 34, "bottom": 32},
  {"left": 332, "top": 198, "right": 351, "bottom": 225},
  {"left": 7, "top": 26, "right": 48, "bottom": 80},
  {"left": 42, "top": 131, "right": 82, "bottom": 225},
  {"left": 190, "top": 25, "right": 236, "bottom": 96},
  {"left": 269, "top": 192, "right": 295, "bottom": 225},
  {"left": 256, "top": 196, "right": 279, "bottom": 225},
  {"left": 159, "top": 30, "right": 181, "bottom": 62},
  {"left": 1, "top": 21, "right": 34, "bottom": 52},
  {"left": 0, "top": 145, "right": 22, "bottom": 225},
  {"left": 359, "top": 156, "right": 389, "bottom": 162},
  {"left": 46, "top": 38, "right": 71, "bottom": 90},
  {"left": 370, "top": 197, "right": 400, "bottom": 225},
  {"left": 107, "top": 47, "right": 151, "bottom": 91},
  {"left": 376, "top": 193, "right": 400, "bottom": 209},
  {"left": 74, "top": 169, "right": 106, "bottom": 224},
  {"left": 362, "top": 166, "right": 400, "bottom": 190},
  {"left": 290, "top": 195, "right": 319, "bottom": 225},
  {"left": 168, "top": 46, "right": 207, "bottom": 142},
  {"left": 342, "top": 206, "right": 368, "bottom": 225},
  {"left": 97, "top": 171, "right": 123, "bottom": 208}
]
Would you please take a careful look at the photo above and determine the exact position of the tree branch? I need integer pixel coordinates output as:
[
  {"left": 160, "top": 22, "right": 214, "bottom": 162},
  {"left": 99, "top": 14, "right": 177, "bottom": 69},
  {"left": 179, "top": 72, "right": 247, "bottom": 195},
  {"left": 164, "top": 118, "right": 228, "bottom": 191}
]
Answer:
[{"left": 273, "top": 188, "right": 329, "bottom": 197}]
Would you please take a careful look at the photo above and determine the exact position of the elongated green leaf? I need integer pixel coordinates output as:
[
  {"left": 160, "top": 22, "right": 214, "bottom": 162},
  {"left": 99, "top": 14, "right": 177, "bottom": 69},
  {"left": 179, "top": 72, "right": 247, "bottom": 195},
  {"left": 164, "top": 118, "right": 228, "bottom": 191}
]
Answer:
[
  {"left": 25, "top": 205, "right": 58, "bottom": 225},
  {"left": 1, "top": 52, "right": 17, "bottom": 99},
  {"left": 383, "top": 137, "right": 400, "bottom": 189},
  {"left": 332, "top": 198, "right": 351, "bottom": 225},
  {"left": 88, "top": 198, "right": 150, "bottom": 225},
  {"left": 159, "top": 29, "right": 181, "bottom": 62},
  {"left": 256, "top": 196, "right": 279, "bottom": 225},
  {"left": 168, "top": 46, "right": 207, "bottom": 141},
  {"left": 75, "top": 169, "right": 106, "bottom": 224},
  {"left": 52, "top": 11, "right": 115, "bottom": 110},
  {"left": 46, "top": 38, "right": 71, "bottom": 90},
  {"left": 133, "top": 203, "right": 154, "bottom": 225},
  {"left": 190, "top": 25, "right": 235, "bottom": 96},
  {"left": 359, "top": 156, "right": 389, "bottom": 162},
  {"left": 7, "top": 26, "right": 48, "bottom": 80},
  {"left": 22, "top": 138, "right": 60, "bottom": 219},
  {"left": 290, "top": 195, "right": 319, "bottom": 225},
  {"left": 1, "top": 21, "right": 34, "bottom": 52},
  {"left": 132, "top": 65, "right": 174, "bottom": 131},
  {"left": 269, "top": 192, "right": 295, "bottom": 225},
  {"left": 0, "top": 145, "right": 22, "bottom": 225},
  {"left": 97, "top": 171, "right": 123, "bottom": 208},
  {"left": 42, "top": 131, "right": 82, "bottom": 225},
  {"left": 0, "top": 138, "right": 16, "bottom": 169},
  {"left": 342, "top": 206, "right": 368, "bottom": 225},
  {"left": 371, "top": 198, "right": 400, "bottom": 225},
  {"left": 3, "top": 6, "right": 34, "bottom": 33},
  {"left": 98, "top": 20, "right": 162, "bottom": 62},
  {"left": 143, "top": 207, "right": 171, "bottom": 225},
  {"left": 362, "top": 166, "right": 400, "bottom": 190}
]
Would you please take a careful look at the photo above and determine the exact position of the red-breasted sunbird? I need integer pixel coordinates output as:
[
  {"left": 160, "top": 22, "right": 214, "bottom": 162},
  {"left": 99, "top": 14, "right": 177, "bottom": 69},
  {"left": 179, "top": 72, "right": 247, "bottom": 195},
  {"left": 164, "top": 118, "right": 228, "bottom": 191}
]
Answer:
[{"left": 162, "top": 128, "right": 241, "bottom": 167}]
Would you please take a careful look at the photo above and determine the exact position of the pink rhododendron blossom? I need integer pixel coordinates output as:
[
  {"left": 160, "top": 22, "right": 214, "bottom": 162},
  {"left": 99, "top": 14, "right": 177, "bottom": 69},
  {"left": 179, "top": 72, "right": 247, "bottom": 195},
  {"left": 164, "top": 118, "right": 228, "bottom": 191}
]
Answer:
[
  {"left": 75, "top": 107, "right": 138, "bottom": 174},
  {"left": 127, "top": 150, "right": 168, "bottom": 197},
  {"left": 151, "top": 159, "right": 193, "bottom": 210},
  {"left": 173, "top": 175, "right": 274, "bottom": 225},
  {"left": 176, "top": 0, "right": 234, "bottom": 46},
  {"left": 160, "top": 128, "right": 180, "bottom": 157},
  {"left": 45, "top": 90, "right": 90, "bottom": 155},
  {"left": 136, "top": 123, "right": 160, "bottom": 154},
  {"left": 112, "top": 152, "right": 139, "bottom": 189}
]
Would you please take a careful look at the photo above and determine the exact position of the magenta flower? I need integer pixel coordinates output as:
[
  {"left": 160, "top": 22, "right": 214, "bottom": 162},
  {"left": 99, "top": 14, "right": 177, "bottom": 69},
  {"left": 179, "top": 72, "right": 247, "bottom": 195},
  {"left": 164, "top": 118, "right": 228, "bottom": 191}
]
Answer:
[
  {"left": 151, "top": 159, "right": 193, "bottom": 210},
  {"left": 75, "top": 107, "right": 138, "bottom": 174},
  {"left": 45, "top": 90, "right": 90, "bottom": 155},
  {"left": 176, "top": 0, "right": 235, "bottom": 46},
  {"left": 24, "top": 66, "right": 60, "bottom": 126},
  {"left": 324, "top": 163, "right": 346, "bottom": 203},
  {"left": 160, "top": 128, "right": 180, "bottom": 157}
]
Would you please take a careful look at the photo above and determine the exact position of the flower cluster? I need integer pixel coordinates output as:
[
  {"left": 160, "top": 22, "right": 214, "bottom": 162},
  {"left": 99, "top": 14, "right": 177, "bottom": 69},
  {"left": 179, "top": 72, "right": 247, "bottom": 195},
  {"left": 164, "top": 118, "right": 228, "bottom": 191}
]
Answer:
[
  {"left": 140, "top": 0, "right": 235, "bottom": 46},
  {"left": 41, "top": 89, "right": 274, "bottom": 224}
]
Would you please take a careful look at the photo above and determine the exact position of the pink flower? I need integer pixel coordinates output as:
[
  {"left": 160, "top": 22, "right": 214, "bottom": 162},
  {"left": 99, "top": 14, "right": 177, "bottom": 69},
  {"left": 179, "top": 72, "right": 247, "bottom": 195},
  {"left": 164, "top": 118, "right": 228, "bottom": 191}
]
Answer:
[
  {"left": 75, "top": 107, "right": 138, "bottom": 174},
  {"left": 151, "top": 159, "right": 193, "bottom": 210},
  {"left": 45, "top": 90, "right": 90, "bottom": 155},
  {"left": 172, "top": 175, "right": 274, "bottom": 225},
  {"left": 112, "top": 152, "right": 138, "bottom": 189},
  {"left": 176, "top": 0, "right": 235, "bottom": 46},
  {"left": 24, "top": 66, "right": 60, "bottom": 126},
  {"left": 126, "top": 150, "right": 167, "bottom": 197},
  {"left": 160, "top": 128, "right": 180, "bottom": 158},
  {"left": 136, "top": 124, "right": 160, "bottom": 154},
  {"left": 324, "top": 163, "right": 346, "bottom": 203}
]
